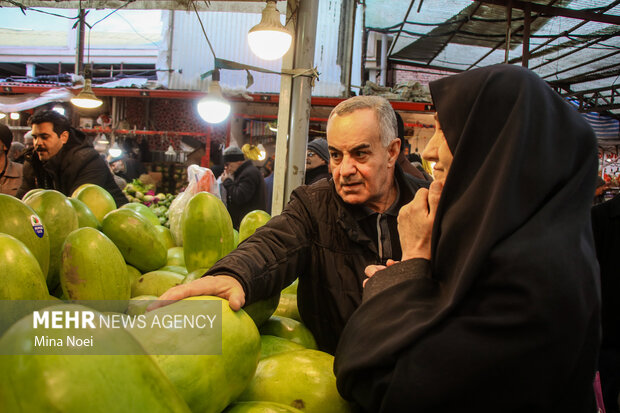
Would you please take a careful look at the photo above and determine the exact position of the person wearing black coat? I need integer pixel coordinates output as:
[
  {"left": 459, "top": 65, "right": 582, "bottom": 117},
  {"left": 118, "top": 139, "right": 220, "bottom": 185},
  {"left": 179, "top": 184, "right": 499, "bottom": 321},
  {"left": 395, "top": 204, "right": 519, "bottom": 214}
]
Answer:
[
  {"left": 304, "top": 138, "right": 331, "bottom": 185},
  {"left": 334, "top": 65, "right": 601, "bottom": 412},
  {"left": 592, "top": 192, "right": 620, "bottom": 412},
  {"left": 221, "top": 146, "right": 267, "bottom": 229},
  {"left": 15, "top": 110, "right": 127, "bottom": 207},
  {"left": 153, "top": 96, "right": 429, "bottom": 354}
]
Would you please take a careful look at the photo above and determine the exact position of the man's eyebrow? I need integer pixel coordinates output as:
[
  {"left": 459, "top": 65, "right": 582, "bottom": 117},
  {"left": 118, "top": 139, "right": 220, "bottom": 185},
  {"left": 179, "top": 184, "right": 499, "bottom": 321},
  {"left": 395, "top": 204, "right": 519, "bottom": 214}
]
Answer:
[{"left": 328, "top": 143, "right": 371, "bottom": 152}]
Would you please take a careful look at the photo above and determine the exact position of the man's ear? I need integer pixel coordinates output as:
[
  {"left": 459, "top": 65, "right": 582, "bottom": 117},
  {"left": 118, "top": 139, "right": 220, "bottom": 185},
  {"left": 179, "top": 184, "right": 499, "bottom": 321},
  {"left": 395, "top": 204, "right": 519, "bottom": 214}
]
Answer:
[
  {"left": 387, "top": 139, "right": 400, "bottom": 166},
  {"left": 60, "top": 130, "right": 70, "bottom": 145}
]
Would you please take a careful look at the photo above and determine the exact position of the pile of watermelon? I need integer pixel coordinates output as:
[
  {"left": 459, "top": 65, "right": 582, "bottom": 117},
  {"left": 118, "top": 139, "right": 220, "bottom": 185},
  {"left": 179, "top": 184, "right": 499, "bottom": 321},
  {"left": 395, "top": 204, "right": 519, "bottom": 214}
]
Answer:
[{"left": 0, "top": 187, "right": 351, "bottom": 413}]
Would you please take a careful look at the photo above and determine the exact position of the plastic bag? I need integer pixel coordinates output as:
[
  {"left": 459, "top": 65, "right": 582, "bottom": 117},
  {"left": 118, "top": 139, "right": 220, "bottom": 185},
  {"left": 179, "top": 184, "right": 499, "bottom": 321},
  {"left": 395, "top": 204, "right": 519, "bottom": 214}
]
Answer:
[{"left": 168, "top": 165, "right": 220, "bottom": 246}]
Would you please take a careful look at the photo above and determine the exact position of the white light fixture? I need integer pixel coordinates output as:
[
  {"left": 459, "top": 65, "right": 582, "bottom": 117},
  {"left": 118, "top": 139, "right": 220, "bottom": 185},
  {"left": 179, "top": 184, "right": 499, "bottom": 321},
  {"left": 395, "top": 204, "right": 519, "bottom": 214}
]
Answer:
[
  {"left": 71, "top": 64, "right": 103, "bottom": 109},
  {"left": 0, "top": 113, "right": 6, "bottom": 120},
  {"left": 109, "top": 141, "right": 122, "bottom": 158},
  {"left": 248, "top": 0, "right": 292, "bottom": 61},
  {"left": 165, "top": 144, "right": 177, "bottom": 157},
  {"left": 197, "top": 69, "right": 231, "bottom": 124},
  {"left": 9, "top": 113, "right": 20, "bottom": 120},
  {"left": 52, "top": 105, "right": 66, "bottom": 116},
  {"left": 268, "top": 122, "right": 278, "bottom": 133},
  {"left": 257, "top": 143, "right": 267, "bottom": 161},
  {"left": 97, "top": 133, "right": 109, "bottom": 145}
]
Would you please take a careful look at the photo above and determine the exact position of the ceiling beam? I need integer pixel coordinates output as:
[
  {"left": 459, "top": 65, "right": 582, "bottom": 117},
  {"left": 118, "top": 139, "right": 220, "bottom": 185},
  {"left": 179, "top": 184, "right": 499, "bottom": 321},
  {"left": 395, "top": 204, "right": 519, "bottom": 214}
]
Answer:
[{"left": 472, "top": 0, "right": 620, "bottom": 25}]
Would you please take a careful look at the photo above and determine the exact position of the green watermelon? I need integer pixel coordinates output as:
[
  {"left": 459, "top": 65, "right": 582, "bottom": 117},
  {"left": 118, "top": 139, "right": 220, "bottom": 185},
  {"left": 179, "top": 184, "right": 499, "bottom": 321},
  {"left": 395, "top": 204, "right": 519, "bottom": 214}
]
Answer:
[
  {"left": 182, "top": 268, "right": 208, "bottom": 284},
  {"left": 154, "top": 225, "right": 176, "bottom": 249},
  {"left": 71, "top": 183, "right": 119, "bottom": 222},
  {"left": 238, "top": 349, "right": 352, "bottom": 413},
  {"left": 259, "top": 335, "right": 306, "bottom": 360},
  {"left": 101, "top": 208, "right": 167, "bottom": 272},
  {"left": 244, "top": 294, "right": 281, "bottom": 328},
  {"left": 182, "top": 192, "right": 235, "bottom": 272},
  {"left": 233, "top": 229, "right": 239, "bottom": 248},
  {"left": 0, "top": 304, "right": 191, "bottom": 413},
  {"left": 273, "top": 293, "right": 301, "bottom": 322},
  {"left": 224, "top": 401, "right": 304, "bottom": 413},
  {"left": 131, "top": 270, "right": 185, "bottom": 297},
  {"left": 0, "top": 194, "right": 50, "bottom": 278},
  {"left": 126, "top": 295, "right": 158, "bottom": 316},
  {"left": 21, "top": 187, "right": 44, "bottom": 201},
  {"left": 239, "top": 210, "right": 271, "bottom": 243},
  {"left": 67, "top": 197, "right": 100, "bottom": 229},
  {"left": 121, "top": 202, "right": 160, "bottom": 226},
  {"left": 60, "top": 227, "right": 130, "bottom": 312},
  {"left": 158, "top": 265, "right": 188, "bottom": 276},
  {"left": 24, "top": 190, "right": 78, "bottom": 290},
  {"left": 0, "top": 233, "right": 49, "bottom": 300},
  {"left": 126, "top": 264, "right": 142, "bottom": 289},
  {"left": 128, "top": 296, "right": 261, "bottom": 413},
  {"left": 259, "top": 316, "right": 317, "bottom": 349},
  {"left": 167, "top": 246, "right": 185, "bottom": 266}
]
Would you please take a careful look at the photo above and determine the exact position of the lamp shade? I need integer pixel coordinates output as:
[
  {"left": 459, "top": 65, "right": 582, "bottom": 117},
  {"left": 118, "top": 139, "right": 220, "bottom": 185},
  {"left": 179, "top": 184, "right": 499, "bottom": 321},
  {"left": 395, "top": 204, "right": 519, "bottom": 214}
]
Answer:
[
  {"left": 71, "top": 78, "right": 103, "bottom": 109},
  {"left": 109, "top": 142, "right": 122, "bottom": 158},
  {"left": 197, "top": 80, "right": 231, "bottom": 124},
  {"left": 248, "top": 0, "right": 292, "bottom": 60}
]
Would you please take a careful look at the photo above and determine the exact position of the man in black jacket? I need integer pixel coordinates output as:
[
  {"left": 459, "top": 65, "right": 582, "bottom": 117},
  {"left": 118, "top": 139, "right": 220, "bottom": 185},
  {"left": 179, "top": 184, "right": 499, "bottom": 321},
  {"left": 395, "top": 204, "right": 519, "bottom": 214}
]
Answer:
[
  {"left": 221, "top": 146, "right": 267, "bottom": 229},
  {"left": 155, "top": 96, "right": 428, "bottom": 354},
  {"left": 16, "top": 110, "right": 127, "bottom": 207},
  {"left": 304, "top": 138, "right": 331, "bottom": 185}
]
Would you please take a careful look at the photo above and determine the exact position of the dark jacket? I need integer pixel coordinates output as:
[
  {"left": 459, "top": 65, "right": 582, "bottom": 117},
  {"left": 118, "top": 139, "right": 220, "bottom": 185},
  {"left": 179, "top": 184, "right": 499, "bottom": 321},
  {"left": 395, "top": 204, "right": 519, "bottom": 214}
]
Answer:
[
  {"left": 16, "top": 129, "right": 127, "bottom": 207},
  {"left": 304, "top": 164, "right": 330, "bottom": 185},
  {"left": 222, "top": 160, "right": 267, "bottom": 229},
  {"left": 206, "top": 165, "right": 428, "bottom": 354}
]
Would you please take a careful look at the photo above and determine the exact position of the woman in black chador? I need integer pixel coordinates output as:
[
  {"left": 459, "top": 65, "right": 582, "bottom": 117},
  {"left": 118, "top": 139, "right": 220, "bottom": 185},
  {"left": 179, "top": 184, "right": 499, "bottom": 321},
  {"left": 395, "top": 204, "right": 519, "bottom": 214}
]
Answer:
[{"left": 334, "top": 64, "right": 601, "bottom": 412}]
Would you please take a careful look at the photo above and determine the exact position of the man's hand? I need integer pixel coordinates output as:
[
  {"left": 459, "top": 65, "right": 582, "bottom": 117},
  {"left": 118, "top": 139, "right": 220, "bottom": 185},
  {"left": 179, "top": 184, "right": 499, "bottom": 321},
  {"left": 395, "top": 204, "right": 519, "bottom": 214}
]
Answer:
[
  {"left": 146, "top": 275, "right": 245, "bottom": 312},
  {"left": 398, "top": 180, "right": 443, "bottom": 261},
  {"left": 363, "top": 259, "right": 398, "bottom": 287},
  {"left": 221, "top": 170, "right": 231, "bottom": 182}
]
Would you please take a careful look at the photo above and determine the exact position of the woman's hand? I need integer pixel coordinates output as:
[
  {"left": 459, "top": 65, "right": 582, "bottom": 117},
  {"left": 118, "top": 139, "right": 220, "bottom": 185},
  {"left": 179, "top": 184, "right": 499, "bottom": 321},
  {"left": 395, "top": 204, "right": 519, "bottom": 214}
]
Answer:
[{"left": 398, "top": 180, "right": 443, "bottom": 261}]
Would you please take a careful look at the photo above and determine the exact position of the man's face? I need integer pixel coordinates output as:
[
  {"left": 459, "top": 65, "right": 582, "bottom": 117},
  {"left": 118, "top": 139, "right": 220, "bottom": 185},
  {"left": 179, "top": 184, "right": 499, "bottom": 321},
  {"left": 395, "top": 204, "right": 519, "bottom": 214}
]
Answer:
[
  {"left": 31, "top": 122, "right": 68, "bottom": 162},
  {"left": 111, "top": 160, "right": 125, "bottom": 173},
  {"left": 306, "top": 150, "right": 325, "bottom": 170},
  {"left": 327, "top": 108, "right": 400, "bottom": 211},
  {"left": 225, "top": 160, "right": 244, "bottom": 175}
]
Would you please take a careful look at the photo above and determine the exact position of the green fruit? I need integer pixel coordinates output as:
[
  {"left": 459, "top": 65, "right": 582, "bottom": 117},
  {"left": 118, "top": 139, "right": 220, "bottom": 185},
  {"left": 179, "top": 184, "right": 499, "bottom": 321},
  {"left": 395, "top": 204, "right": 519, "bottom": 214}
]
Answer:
[
  {"left": 233, "top": 229, "right": 239, "bottom": 248},
  {"left": 0, "top": 234, "right": 49, "bottom": 300},
  {"left": 273, "top": 293, "right": 301, "bottom": 322},
  {"left": 259, "top": 316, "right": 317, "bottom": 349},
  {"left": 71, "top": 184, "right": 118, "bottom": 223},
  {"left": 182, "top": 192, "right": 235, "bottom": 272},
  {"left": 121, "top": 202, "right": 160, "bottom": 226},
  {"left": 167, "top": 246, "right": 185, "bottom": 266},
  {"left": 239, "top": 349, "right": 352, "bottom": 413},
  {"left": 182, "top": 268, "right": 208, "bottom": 284},
  {"left": 60, "top": 228, "right": 130, "bottom": 312},
  {"left": 131, "top": 270, "right": 185, "bottom": 297},
  {"left": 281, "top": 279, "right": 298, "bottom": 295},
  {"left": 126, "top": 264, "right": 142, "bottom": 288},
  {"left": 0, "top": 304, "right": 191, "bottom": 413},
  {"left": 127, "top": 295, "right": 158, "bottom": 316},
  {"left": 158, "top": 265, "right": 188, "bottom": 276},
  {"left": 0, "top": 194, "right": 50, "bottom": 279},
  {"left": 154, "top": 225, "right": 176, "bottom": 249},
  {"left": 24, "top": 190, "right": 78, "bottom": 291},
  {"left": 224, "top": 401, "right": 304, "bottom": 413},
  {"left": 68, "top": 197, "right": 100, "bottom": 229},
  {"left": 244, "top": 294, "right": 281, "bottom": 328},
  {"left": 101, "top": 209, "right": 167, "bottom": 272},
  {"left": 21, "top": 187, "right": 44, "bottom": 201},
  {"left": 239, "top": 210, "right": 271, "bottom": 243},
  {"left": 259, "top": 335, "right": 306, "bottom": 360},
  {"left": 128, "top": 297, "right": 261, "bottom": 413}
]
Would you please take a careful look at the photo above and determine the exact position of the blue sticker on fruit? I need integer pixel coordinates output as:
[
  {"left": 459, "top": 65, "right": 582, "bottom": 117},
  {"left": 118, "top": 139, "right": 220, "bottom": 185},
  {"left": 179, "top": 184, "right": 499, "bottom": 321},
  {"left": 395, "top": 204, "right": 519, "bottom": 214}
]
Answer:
[{"left": 30, "top": 215, "right": 44, "bottom": 238}]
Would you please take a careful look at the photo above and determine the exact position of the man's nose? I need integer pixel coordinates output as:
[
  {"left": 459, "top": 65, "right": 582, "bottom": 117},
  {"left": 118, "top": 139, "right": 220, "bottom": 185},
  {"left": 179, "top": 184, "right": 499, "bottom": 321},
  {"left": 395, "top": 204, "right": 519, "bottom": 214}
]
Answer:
[{"left": 339, "top": 155, "right": 357, "bottom": 176}]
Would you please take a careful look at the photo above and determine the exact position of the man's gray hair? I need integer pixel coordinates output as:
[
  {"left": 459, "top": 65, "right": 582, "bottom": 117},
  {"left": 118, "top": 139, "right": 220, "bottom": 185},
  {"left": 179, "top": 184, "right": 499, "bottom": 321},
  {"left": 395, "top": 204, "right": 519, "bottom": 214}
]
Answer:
[{"left": 328, "top": 95, "right": 397, "bottom": 147}]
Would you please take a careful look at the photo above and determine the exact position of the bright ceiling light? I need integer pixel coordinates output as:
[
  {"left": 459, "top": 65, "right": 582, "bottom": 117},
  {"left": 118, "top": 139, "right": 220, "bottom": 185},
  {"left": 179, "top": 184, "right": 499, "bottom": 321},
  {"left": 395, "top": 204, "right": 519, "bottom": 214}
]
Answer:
[
  {"left": 257, "top": 143, "right": 267, "bottom": 161},
  {"left": 9, "top": 113, "right": 20, "bottom": 120},
  {"left": 248, "top": 0, "right": 292, "bottom": 61},
  {"left": 108, "top": 141, "right": 122, "bottom": 158},
  {"left": 71, "top": 64, "right": 103, "bottom": 109},
  {"left": 165, "top": 144, "right": 177, "bottom": 156},
  {"left": 0, "top": 113, "right": 5, "bottom": 120},
  {"left": 197, "top": 69, "right": 231, "bottom": 124}
]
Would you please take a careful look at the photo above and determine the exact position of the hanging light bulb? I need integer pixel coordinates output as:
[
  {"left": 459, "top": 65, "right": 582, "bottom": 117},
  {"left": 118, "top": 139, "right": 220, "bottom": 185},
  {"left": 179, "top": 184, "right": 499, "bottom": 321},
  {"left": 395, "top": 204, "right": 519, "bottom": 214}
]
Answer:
[
  {"left": 97, "top": 133, "right": 109, "bottom": 145},
  {"left": 257, "top": 143, "right": 267, "bottom": 161},
  {"left": 0, "top": 113, "right": 5, "bottom": 120},
  {"left": 109, "top": 141, "right": 122, "bottom": 158},
  {"left": 197, "top": 69, "right": 231, "bottom": 124},
  {"left": 71, "top": 64, "right": 103, "bottom": 109},
  {"left": 247, "top": 0, "right": 292, "bottom": 60},
  {"left": 165, "top": 144, "right": 177, "bottom": 156},
  {"left": 9, "top": 113, "right": 20, "bottom": 120}
]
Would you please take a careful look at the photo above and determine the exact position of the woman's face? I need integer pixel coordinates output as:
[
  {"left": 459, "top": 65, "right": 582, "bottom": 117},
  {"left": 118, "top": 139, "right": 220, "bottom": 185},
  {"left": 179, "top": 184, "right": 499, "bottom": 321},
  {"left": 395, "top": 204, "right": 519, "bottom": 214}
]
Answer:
[{"left": 422, "top": 116, "right": 453, "bottom": 184}]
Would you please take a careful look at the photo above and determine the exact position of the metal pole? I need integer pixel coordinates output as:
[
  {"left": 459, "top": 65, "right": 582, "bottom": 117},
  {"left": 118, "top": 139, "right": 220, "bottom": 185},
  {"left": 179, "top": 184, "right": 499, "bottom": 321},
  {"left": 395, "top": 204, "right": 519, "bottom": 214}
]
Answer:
[
  {"left": 342, "top": 0, "right": 356, "bottom": 98},
  {"left": 75, "top": 9, "right": 85, "bottom": 75},
  {"left": 522, "top": 3, "right": 531, "bottom": 68},
  {"left": 286, "top": 0, "right": 319, "bottom": 203},
  {"left": 504, "top": 0, "right": 512, "bottom": 63},
  {"left": 380, "top": 32, "right": 388, "bottom": 86}
]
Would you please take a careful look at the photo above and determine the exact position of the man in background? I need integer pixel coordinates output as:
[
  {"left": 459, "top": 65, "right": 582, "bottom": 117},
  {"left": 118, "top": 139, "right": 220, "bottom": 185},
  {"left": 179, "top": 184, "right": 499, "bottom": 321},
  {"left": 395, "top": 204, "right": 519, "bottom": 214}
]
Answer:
[
  {"left": 304, "top": 138, "right": 331, "bottom": 185},
  {"left": 16, "top": 110, "right": 127, "bottom": 206},
  {"left": 220, "top": 145, "right": 267, "bottom": 229}
]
